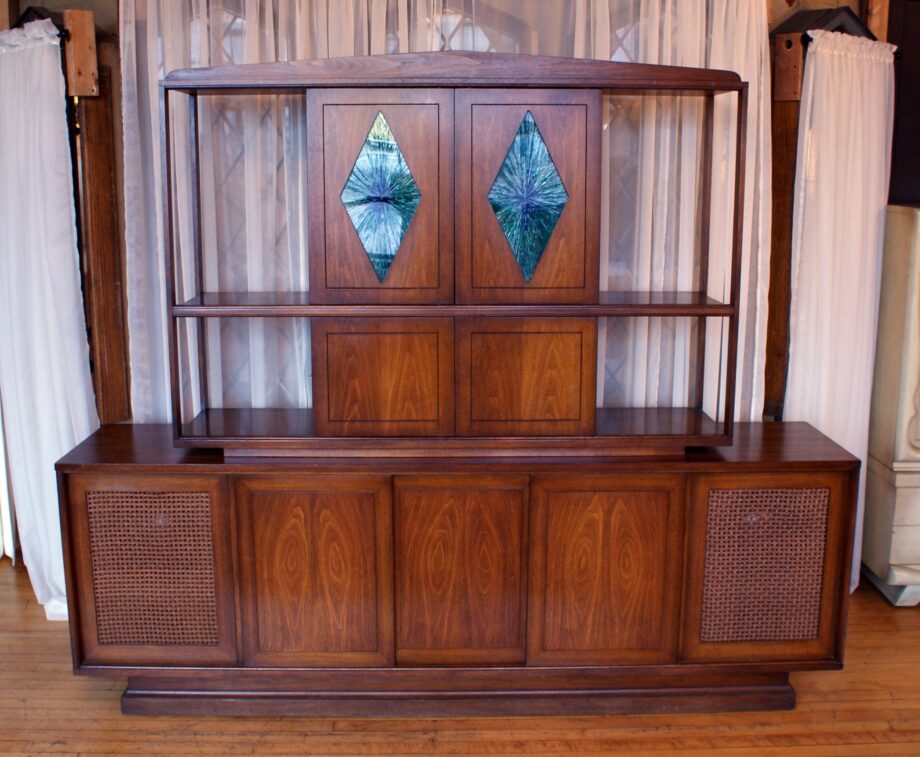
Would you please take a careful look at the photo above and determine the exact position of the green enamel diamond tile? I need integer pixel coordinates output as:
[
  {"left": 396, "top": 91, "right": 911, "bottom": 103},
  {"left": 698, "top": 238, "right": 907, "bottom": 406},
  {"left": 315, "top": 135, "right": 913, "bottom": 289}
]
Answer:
[
  {"left": 488, "top": 111, "right": 568, "bottom": 282},
  {"left": 341, "top": 112, "right": 421, "bottom": 282}
]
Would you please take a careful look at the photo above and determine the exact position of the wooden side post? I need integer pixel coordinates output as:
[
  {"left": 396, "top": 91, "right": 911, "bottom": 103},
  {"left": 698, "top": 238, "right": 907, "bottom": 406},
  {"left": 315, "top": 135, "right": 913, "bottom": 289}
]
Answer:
[
  {"left": 75, "top": 66, "right": 132, "bottom": 423},
  {"left": 865, "top": 0, "right": 891, "bottom": 41},
  {"left": 62, "top": 9, "right": 98, "bottom": 96},
  {"left": 763, "top": 33, "right": 806, "bottom": 420}
]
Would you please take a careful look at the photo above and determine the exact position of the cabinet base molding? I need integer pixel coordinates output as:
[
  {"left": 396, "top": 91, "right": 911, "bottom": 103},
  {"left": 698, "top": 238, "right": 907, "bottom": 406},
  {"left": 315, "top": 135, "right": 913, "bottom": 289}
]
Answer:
[{"left": 122, "top": 674, "right": 795, "bottom": 717}]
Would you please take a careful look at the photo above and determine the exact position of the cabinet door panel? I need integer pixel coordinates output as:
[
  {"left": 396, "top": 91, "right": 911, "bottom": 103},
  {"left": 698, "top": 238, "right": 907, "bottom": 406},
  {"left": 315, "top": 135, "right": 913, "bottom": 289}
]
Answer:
[
  {"left": 312, "top": 317, "right": 454, "bottom": 436},
  {"left": 456, "top": 317, "right": 596, "bottom": 436},
  {"left": 456, "top": 89, "right": 600, "bottom": 303},
  {"left": 236, "top": 475, "right": 393, "bottom": 667},
  {"left": 65, "top": 474, "right": 237, "bottom": 666},
  {"left": 394, "top": 475, "right": 528, "bottom": 664},
  {"left": 528, "top": 474, "right": 684, "bottom": 665},
  {"left": 682, "top": 472, "right": 854, "bottom": 663},
  {"left": 307, "top": 89, "right": 453, "bottom": 303}
]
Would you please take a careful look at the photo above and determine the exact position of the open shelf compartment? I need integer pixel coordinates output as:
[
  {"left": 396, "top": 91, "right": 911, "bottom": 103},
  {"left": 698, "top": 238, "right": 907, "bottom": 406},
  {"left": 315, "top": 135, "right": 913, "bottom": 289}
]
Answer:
[{"left": 173, "top": 315, "right": 732, "bottom": 453}]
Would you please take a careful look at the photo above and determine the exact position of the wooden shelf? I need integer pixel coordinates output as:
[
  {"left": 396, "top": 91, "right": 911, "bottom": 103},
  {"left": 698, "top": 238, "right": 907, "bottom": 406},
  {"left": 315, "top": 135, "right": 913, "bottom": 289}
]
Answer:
[
  {"left": 173, "top": 291, "right": 733, "bottom": 318},
  {"left": 162, "top": 51, "right": 744, "bottom": 94},
  {"left": 177, "top": 407, "right": 727, "bottom": 453}
]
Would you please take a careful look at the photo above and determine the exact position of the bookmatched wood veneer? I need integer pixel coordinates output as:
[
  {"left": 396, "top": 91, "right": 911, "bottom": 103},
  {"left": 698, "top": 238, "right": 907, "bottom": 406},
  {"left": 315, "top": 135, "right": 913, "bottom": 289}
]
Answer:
[
  {"left": 235, "top": 475, "right": 394, "bottom": 667},
  {"left": 456, "top": 317, "right": 597, "bottom": 436},
  {"left": 394, "top": 475, "right": 529, "bottom": 665},
  {"left": 311, "top": 317, "right": 454, "bottom": 437}
]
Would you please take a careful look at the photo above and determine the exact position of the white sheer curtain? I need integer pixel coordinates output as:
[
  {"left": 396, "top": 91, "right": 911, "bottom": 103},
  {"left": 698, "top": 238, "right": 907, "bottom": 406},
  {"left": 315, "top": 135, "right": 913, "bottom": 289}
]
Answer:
[
  {"left": 121, "top": 0, "right": 770, "bottom": 423},
  {"left": 0, "top": 20, "right": 100, "bottom": 618},
  {"left": 785, "top": 30, "right": 896, "bottom": 586}
]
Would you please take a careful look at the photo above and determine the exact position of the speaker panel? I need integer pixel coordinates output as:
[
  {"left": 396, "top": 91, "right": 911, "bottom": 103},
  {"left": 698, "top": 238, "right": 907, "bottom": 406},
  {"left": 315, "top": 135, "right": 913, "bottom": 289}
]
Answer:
[
  {"left": 700, "top": 487, "right": 829, "bottom": 643},
  {"left": 682, "top": 472, "right": 850, "bottom": 663},
  {"left": 86, "top": 490, "right": 220, "bottom": 647},
  {"left": 67, "top": 474, "right": 237, "bottom": 666}
]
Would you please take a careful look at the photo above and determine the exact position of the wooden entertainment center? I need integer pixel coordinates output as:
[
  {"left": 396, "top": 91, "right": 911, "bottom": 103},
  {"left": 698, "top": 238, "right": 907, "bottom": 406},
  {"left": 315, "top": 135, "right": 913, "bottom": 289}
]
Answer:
[{"left": 56, "top": 52, "right": 859, "bottom": 716}]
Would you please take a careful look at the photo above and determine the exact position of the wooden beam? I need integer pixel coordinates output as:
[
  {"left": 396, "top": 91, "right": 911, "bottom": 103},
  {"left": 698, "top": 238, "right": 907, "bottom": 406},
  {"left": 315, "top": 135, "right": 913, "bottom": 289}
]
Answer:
[
  {"left": 763, "top": 35, "right": 805, "bottom": 420},
  {"left": 0, "top": 2, "right": 9, "bottom": 32},
  {"left": 75, "top": 66, "right": 131, "bottom": 423},
  {"left": 865, "top": 0, "right": 890, "bottom": 41},
  {"left": 62, "top": 9, "right": 98, "bottom": 97},
  {"left": 773, "top": 33, "right": 805, "bottom": 102}
]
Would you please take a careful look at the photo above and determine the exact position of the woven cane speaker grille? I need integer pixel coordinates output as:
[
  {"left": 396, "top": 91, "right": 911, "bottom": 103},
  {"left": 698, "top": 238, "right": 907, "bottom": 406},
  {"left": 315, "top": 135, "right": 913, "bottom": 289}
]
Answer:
[
  {"left": 86, "top": 490, "right": 219, "bottom": 646},
  {"left": 700, "top": 487, "right": 829, "bottom": 643}
]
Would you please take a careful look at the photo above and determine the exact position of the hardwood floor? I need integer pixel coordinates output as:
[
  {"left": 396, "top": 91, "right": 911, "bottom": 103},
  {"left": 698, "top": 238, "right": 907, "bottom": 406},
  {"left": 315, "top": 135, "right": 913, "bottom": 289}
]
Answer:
[{"left": 2, "top": 556, "right": 920, "bottom": 755}]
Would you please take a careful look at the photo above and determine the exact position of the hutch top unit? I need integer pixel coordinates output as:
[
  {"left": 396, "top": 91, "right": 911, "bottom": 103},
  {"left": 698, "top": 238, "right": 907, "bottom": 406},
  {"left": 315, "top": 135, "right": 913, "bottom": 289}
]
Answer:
[{"left": 159, "top": 51, "right": 748, "bottom": 456}]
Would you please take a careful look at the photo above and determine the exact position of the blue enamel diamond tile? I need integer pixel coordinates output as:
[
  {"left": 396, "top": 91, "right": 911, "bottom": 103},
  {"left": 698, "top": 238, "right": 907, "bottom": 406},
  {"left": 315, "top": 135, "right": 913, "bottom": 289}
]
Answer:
[
  {"left": 340, "top": 112, "right": 421, "bottom": 282},
  {"left": 488, "top": 111, "right": 568, "bottom": 283}
]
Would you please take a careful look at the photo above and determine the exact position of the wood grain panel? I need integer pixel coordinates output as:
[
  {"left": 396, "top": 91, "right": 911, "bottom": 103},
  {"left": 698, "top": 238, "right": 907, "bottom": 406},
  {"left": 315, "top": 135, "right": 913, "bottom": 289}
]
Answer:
[
  {"left": 456, "top": 317, "right": 596, "bottom": 436},
  {"left": 528, "top": 474, "right": 684, "bottom": 665},
  {"left": 235, "top": 475, "right": 393, "bottom": 666},
  {"left": 65, "top": 473, "right": 237, "bottom": 666},
  {"left": 394, "top": 475, "right": 528, "bottom": 664},
  {"left": 455, "top": 89, "right": 600, "bottom": 304},
  {"left": 307, "top": 89, "right": 453, "bottom": 303},
  {"left": 311, "top": 317, "right": 453, "bottom": 436},
  {"left": 681, "top": 471, "right": 854, "bottom": 664}
]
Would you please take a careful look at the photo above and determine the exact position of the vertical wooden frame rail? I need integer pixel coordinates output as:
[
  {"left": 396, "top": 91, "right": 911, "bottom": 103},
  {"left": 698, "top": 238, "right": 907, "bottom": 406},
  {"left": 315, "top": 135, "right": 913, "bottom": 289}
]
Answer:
[
  {"left": 694, "top": 93, "right": 715, "bottom": 413},
  {"left": 189, "top": 93, "right": 210, "bottom": 420},
  {"left": 722, "top": 84, "right": 748, "bottom": 437},
  {"left": 160, "top": 84, "right": 182, "bottom": 440}
]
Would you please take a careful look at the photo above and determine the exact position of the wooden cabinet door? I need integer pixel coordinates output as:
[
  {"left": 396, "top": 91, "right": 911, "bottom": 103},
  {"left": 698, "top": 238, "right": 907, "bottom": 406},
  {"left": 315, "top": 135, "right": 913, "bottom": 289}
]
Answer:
[
  {"left": 455, "top": 89, "right": 600, "bottom": 304},
  {"left": 394, "top": 475, "right": 528, "bottom": 664},
  {"left": 456, "top": 317, "right": 596, "bottom": 436},
  {"left": 235, "top": 475, "right": 394, "bottom": 667},
  {"left": 311, "top": 317, "right": 454, "bottom": 437},
  {"left": 528, "top": 474, "right": 685, "bottom": 665},
  {"left": 681, "top": 472, "right": 854, "bottom": 663},
  {"left": 64, "top": 474, "right": 237, "bottom": 666},
  {"left": 307, "top": 89, "right": 453, "bottom": 303}
]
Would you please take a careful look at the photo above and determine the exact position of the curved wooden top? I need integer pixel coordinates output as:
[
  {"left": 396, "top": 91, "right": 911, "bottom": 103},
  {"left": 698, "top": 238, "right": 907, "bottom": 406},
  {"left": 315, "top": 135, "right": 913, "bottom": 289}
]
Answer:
[{"left": 162, "top": 50, "right": 743, "bottom": 93}]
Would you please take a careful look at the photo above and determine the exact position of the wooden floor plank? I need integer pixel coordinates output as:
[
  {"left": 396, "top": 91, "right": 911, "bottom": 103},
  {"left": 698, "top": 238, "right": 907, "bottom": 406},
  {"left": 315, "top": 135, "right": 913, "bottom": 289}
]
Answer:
[{"left": 2, "top": 557, "right": 919, "bottom": 755}]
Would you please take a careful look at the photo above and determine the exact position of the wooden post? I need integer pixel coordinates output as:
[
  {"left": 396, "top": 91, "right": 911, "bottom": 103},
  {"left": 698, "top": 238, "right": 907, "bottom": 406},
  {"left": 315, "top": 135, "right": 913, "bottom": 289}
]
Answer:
[
  {"left": 865, "top": 0, "right": 890, "bottom": 41},
  {"left": 62, "top": 10, "right": 98, "bottom": 97},
  {"left": 763, "top": 33, "right": 806, "bottom": 421},
  {"left": 75, "top": 66, "right": 132, "bottom": 423}
]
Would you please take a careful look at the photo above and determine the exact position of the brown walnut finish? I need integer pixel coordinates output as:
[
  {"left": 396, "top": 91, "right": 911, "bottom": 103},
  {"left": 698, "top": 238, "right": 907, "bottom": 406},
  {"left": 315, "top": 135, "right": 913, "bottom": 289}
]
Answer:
[
  {"left": 56, "top": 52, "right": 860, "bottom": 717},
  {"left": 455, "top": 89, "right": 601, "bottom": 304},
  {"left": 311, "top": 317, "right": 454, "bottom": 437},
  {"left": 681, "top": 471, "right": 854, "bottom": 664},
  {"left": 56, "top": 422, "right": 859, "bottom": 715},
  {"left": 235, "top": 475, "right": 393, "bottom": 667},
  {"left": 528, "top": 474, "right": 684, "bottom": 665},
  {"left": 456, "top": 317, "right": 597, "bottom": 436},
  {"left": 394, "top": 475, "right": 528, "bottom": 664},
  {"left": 306, "top": 89, "right": 453, "bottom": 304}
]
